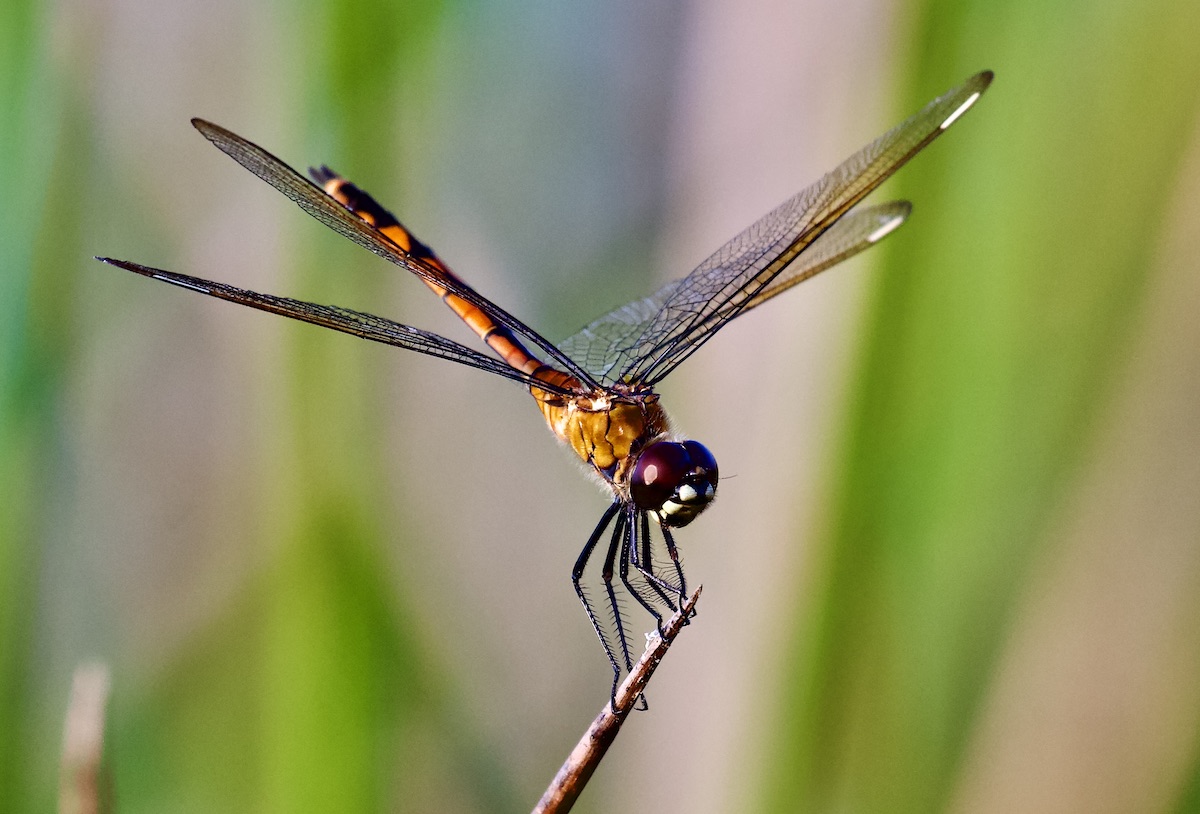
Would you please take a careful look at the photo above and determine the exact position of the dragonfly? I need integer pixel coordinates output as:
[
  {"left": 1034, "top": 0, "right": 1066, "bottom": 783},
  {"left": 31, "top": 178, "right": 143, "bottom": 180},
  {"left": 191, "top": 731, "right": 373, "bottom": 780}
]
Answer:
[{"left": 99, "top": 70, "right": 992, "bottom": 707}]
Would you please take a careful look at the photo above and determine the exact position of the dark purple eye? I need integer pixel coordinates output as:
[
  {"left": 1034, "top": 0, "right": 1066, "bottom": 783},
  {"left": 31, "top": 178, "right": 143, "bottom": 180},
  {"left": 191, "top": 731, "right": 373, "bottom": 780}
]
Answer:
[
  {"left": 630, "top": 442, "right": 690, "bottom": 510},
  {"left": 681, "top": 441, "right": 718, "bottom": 489},
  {"left": 630, "top": 440, "right": 719, "bottom": 526}
]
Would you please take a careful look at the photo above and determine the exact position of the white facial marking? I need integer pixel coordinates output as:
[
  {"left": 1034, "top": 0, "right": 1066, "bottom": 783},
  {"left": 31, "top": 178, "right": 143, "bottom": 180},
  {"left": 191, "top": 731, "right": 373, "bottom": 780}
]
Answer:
[
  {"left": 939, "top": 92, "right": 980, "bottom": 130},
  {"left": 678, "top": 484, "right": 698, "bottom": 503},
  {"left": 866, "top": 214, "right": 905, "bottom": 244}
]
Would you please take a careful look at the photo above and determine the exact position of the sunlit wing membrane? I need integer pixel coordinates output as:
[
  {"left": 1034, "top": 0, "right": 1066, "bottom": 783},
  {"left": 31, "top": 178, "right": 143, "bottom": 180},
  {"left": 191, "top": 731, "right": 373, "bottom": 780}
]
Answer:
[
  {"left": 558, "top": 70, "right": 992, "bottom": 386},
  {"left": 96, "top": 257, "right": 580, "bottom": 396},
  {"left": 189, "top": 119, "right": 600, "bottom": 389},
  {"left": 615, "top": 201, "right": 911, "bottom": 346},
  {"left": 722, "top": 200, "right": 910, "bottom": 312}
]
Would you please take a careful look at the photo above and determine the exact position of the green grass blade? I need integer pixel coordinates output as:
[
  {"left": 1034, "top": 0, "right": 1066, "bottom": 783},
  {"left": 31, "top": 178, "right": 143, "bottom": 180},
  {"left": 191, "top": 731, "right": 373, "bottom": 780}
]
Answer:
[{"left": 761, "top": 1, "right": 1200, "bottom": 812}]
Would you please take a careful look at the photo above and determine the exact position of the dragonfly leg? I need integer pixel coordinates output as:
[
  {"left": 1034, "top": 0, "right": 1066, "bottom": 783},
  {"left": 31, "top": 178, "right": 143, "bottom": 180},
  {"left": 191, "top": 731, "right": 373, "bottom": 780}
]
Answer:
[
  {"left": 620, "top": 509, "right": 668, "bottom": 639},
  {"left": 626, "top": 512, "right": 678, "bottom": 639},
  {"left": 660, "top": 525, "right": 689, "bottom": 608},
  {"left": 601, "top": 512, "right": 634, "bottom": 664},
  {"left": 615, "top": 522, "right": 652, "bottom": 713},
  {"left": 630, "top": 512, "right": 683, "bottom": 621},
  {"left": 598, "top": 511, "right": 638, "bottom": 711},
  {"left": 573, "top": 503, "right": 624, "bottom": 691}
]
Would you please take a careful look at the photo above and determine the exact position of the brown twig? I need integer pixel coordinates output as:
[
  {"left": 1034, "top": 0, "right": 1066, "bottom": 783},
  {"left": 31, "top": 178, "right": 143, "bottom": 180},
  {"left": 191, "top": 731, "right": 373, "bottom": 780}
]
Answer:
[
  {"left": 59, "top": 663, "right": 112, "bottom": 814},
  {"left": 532, "top": 586, "right": 702, "bottom": 814}
]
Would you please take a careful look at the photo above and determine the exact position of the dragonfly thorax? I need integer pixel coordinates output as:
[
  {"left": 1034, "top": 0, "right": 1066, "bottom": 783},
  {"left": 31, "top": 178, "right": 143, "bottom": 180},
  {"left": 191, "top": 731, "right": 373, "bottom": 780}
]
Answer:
[
  {"left": 535, "top": 387, "right": 670, "bottom": 479},
  {"left": 630, "top": 440, "right": 718, "bottom": 528}
]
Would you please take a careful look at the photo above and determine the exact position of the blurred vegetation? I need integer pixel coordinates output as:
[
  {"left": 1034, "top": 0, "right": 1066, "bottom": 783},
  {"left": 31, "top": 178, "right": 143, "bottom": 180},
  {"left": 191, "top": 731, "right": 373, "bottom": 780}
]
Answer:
[
  {"left": 763, "top": 0, "right": 1200, "bottom": 812},
  {"left": 3, "top": 0, "right": 1199, "bottom": 813},
  {"left": 2, "top": 0, "right": 68, "bottom": 809}
]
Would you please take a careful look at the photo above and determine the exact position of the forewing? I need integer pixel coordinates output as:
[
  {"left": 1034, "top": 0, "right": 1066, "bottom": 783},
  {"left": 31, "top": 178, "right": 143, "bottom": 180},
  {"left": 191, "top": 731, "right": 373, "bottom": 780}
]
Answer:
[
  {"left": 559, "top": 71, "right": 992, "bottom": 385},
  {"left": 97, "top": 257, "right": 579, "bottom": 396},
  {"left": 190, "top": 119, "right": 599, "bottom": 388},
  {"left": 724, "top": 200, "right": 910, "bottom": 314},
  {"left": 561, "top": 201, "right": 911, "bottom": 378}
]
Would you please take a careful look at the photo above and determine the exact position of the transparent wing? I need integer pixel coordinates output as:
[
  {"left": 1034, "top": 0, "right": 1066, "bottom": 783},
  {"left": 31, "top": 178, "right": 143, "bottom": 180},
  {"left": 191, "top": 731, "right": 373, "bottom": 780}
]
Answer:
[
  {"left": 738, "top": 200, "right": 909, "bottom": 312},
  {"left": 566, "top": 201, "right": 910, "bottom": 372},
  {"left": 189, "top": 119, "right": 601, "bottom": 390},
  {"left": 97, "top": 257, "right": 580, "bottom": 396},
  {"left": 558, "top": 71, "right": 992, "bottom": 385}
]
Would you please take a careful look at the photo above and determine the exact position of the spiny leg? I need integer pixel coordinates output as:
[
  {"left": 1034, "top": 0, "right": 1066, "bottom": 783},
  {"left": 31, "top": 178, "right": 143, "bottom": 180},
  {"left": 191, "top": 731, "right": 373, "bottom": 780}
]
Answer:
[
  {"left": 616, "top": 509, "right": 655, "bottom": 712},
  {"left": 660, "top": 524, "right": 690, "bottom": 612},
  {"left": 627, "top": 510, "right": 678, "bottom": 636},
  {"left": 619, "top": 508, "right": 668, "bottom": 637},
  {"left": 601, "top": 511, "right": 634, "bottom": 668},
  {"left": 600, "top": 510, "right": 636, "bottom": 709},
  {"left": 631, "top": 511, "right": 682, "bottom": 612},
  {"left": 643, "top": 510, "right": 682, "bottom": 602},
  {"left": 572, "top": 502, "right": 623, "bottom": 684}
]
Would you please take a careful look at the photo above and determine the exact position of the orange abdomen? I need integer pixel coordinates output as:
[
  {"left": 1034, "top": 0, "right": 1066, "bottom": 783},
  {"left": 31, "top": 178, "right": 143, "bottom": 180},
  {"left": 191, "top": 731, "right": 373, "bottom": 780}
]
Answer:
[
  {"left": 316, "top": 170, "right": 670, "bottom": 476},
  {"left": 317, "top": 171, "right": 551, "bottom": 378}
]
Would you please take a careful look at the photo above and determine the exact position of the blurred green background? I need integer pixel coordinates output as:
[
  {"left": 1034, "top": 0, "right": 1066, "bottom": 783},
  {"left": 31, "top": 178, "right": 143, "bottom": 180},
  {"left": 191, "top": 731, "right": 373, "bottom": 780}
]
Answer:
[{"left": 4, "top": 0, "right": 1200, "bottom": 811}]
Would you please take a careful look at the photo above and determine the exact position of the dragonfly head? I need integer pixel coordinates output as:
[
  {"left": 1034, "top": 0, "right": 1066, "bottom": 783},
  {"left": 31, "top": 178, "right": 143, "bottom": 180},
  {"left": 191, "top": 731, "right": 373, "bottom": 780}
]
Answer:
[{"left": 630, "top": 440, "right": 718, "bottom": 528}]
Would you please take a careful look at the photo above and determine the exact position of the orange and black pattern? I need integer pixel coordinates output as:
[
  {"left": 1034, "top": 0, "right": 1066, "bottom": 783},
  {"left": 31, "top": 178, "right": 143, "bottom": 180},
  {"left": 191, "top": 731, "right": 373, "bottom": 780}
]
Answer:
[{"left": 310, "top": 166, "right": 558, "bottom": 382}]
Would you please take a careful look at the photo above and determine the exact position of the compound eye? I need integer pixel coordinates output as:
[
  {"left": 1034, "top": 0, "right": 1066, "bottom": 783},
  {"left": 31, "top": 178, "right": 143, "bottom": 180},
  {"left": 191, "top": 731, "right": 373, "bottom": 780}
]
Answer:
[
  {"left": 630, "top": 442, "right": 690, "bottom": 511},
  {"left": 681, "top": 440, "right": 718, "bottom": 488}
]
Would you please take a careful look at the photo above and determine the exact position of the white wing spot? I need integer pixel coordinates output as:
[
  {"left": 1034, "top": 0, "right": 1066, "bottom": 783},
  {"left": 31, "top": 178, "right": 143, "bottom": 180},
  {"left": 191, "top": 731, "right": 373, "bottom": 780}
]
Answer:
[
  {"left": 939, "top": 92, "right": 981, "bottom": 130},
  {"left": 867, "top": 214, "right": 905, "bottom": 244},
  {"left": 156, "top": 275, "right": 210, "bottom": 293}
]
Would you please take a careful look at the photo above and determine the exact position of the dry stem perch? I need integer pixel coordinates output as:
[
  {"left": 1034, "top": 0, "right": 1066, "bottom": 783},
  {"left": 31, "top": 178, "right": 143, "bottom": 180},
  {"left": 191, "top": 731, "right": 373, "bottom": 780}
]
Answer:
[
  {"left": 59, "top": 663, "right": 112, "bottom": 814},
  {"left": 533, "top": 587, "right": 702, "bottom": 814}
]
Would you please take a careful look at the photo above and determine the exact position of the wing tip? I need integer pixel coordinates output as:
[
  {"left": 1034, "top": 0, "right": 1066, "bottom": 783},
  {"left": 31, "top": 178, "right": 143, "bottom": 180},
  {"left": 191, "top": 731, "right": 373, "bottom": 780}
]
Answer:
[
  {"left": 95, "top": 255, "right": 135, "bottom": 271},
  {"left": 866, "top": 204, "right": 909, "bottom": 244},
  {"left": 96, "top": 256, "right": 153, "bottom": 277},
  {"left": 939, "top": 72, "right": 993, "bottom": 131},
  {"left": 96, "top": 257, "right": 208, "bottom": 293}
]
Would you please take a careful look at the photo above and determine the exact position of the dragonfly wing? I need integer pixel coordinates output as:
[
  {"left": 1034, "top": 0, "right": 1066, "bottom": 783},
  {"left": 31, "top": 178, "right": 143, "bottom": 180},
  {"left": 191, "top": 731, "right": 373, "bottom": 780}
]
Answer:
[
  {"left": 731, "top": 200, "right": 910, "bottom": 313},
  {"left": 189, "top": 120, "right": 600, "bottom": 389},
  {"left": 559, "top": 200, "right": 911, "bottom": 377},
  {"left": 559, "top": 71, "right": 991, "bottom": 386},
  {"left": 97, "top": 257, "right": 579, "bottom": 396}
]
